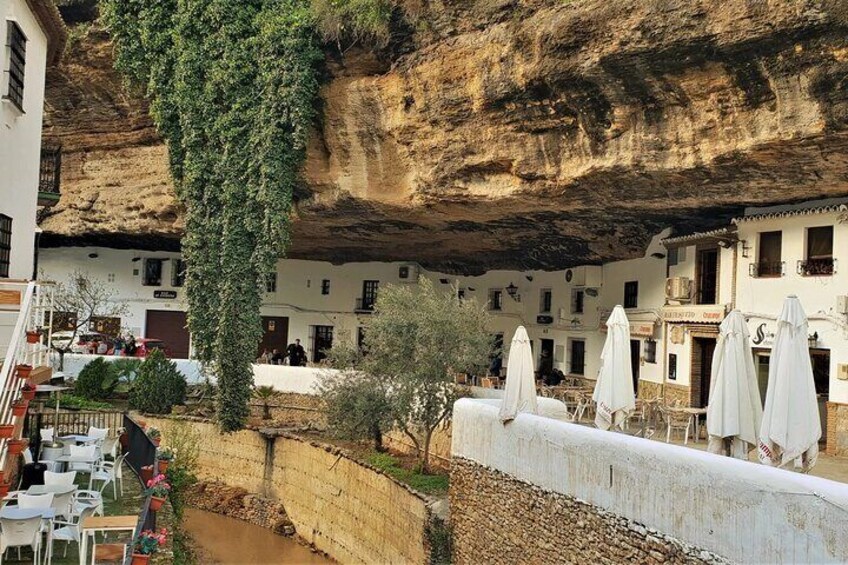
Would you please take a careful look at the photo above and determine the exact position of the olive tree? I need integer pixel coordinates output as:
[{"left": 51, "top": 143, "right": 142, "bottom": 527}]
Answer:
[{"left": 324, "top": 277, "right": 491, "bottom": 472}]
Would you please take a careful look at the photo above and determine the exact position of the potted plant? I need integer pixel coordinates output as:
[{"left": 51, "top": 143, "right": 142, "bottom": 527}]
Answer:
[
  {"left": 14, "top": 364, "right": 32, "bottom": 380},
  {"left": 118, "top": 427, "right": 129, "bottom": 451},
  {"left": 7, "top": 439, "right": 27, "bottom": 456},
  {"left": 20, "top": 382, "right": 36, "bottom": 401},
  {"left": 0, "top": 481, "right": 10, "bottom": 498},
  {"left": 11, "top": 400, "right": 28, "bottom": 417},
  {"left": 145, "top": 474, "right": 171, "bottom": 512},
  {"left": 25, "top": 330, "right": 41, "bottom": 344},
  {"left": 0, "top": 424, "right": 13, "bottom": 439},
  {"left": 157, "top": 447, "right": 175, "bottom": 473},
  {"left": 146, "top": 426, "right": 161, "bottom": 447},
  {"left": 131, "top": 529, "right": 167, "bottom": 565},
  {"left": 140, "top": 464, "right": 154, "bottom": 484}
]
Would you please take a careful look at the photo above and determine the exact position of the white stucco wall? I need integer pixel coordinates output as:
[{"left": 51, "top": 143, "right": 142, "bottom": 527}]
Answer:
[
  {"left": 452, "top": 398, "right": 848, "bottom": 564},
  {"left": 0, "top": 0, "right": 49, "bottom": 280}
]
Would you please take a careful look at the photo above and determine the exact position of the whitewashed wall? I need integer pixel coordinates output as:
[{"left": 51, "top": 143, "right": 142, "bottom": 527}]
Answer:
[
  {"left": 1, "top": 0, "right": 49, "bottom": 280},
  {"left": 734, "top": 211, "right": 848, "bottom": 403},
  {"left": 452, "top": 398, "right": 848, "bottom": 564},
  {"left": 55, "top": 353, "right": 207, "bottom": 384}
]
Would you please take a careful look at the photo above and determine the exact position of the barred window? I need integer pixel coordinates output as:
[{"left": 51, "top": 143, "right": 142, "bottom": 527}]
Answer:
[
  {"left": 5, "top": 22, "right": 26, "bottom": 111},
  {"left": 0, "top": 215, "right": 10, "bottom": 277},
  {"left": 171, "top": 259, "right": 187, "bottom": 287}
]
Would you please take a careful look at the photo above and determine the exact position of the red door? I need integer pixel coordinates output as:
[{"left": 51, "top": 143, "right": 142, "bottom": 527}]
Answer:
[{"left": 145, "top": 310, "right": 190, "bottom": 359}]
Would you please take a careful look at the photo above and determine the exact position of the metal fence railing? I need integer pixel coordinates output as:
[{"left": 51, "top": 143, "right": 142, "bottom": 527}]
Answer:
[
  {"left": 24, "top": 410, "right": 124, "bottom": 454},
  {"left": 122, "top": 414, "right": 158, "bottom": 564}
]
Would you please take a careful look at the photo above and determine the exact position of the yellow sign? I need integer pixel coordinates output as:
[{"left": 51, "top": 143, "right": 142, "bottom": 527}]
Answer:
[{"left": 661, "top": 305, "right": 726, "bottom": 324}]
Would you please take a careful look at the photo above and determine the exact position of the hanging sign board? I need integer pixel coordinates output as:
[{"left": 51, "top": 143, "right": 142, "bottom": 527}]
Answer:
[
  {"left": 154, "top": 290, "right": 178, "bottom": 299},
  {"left": 661, "top": 305, "right": 726, "bottom": 324}
]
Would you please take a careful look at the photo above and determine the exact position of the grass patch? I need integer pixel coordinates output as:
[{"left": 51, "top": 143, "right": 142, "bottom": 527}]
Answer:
[
  {"left": 57, "top": 394, "right": 116, "bottom": 411},
  {"left": 366, "top": 452, "right": 449, "bottom": 495}
]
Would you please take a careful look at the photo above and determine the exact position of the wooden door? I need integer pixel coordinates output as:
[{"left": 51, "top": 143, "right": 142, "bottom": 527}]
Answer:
[
  {"left": 144, "top": 310, "right": 190, "bottom": 359},
  {"left": 258, "top": 317, "right": 289, "bottom": 357},
  {"left": 630, "top": 339, "right": 641, "bottom": 394}
]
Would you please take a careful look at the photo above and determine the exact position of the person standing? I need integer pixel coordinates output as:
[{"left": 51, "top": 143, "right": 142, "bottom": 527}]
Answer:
[{"left": 287, "top": 339, "right": 307, "bottom": 366}]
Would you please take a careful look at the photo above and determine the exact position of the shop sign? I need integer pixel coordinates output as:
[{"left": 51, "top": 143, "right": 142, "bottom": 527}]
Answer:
[
  {"left": 154, "top": 290, "right": 178, "bottom": 299},
  {"left": 600, "top": 320, "right": 656, "bottom": 337},
  {"left": 661, "top": 305, "right": 726, "bottom": 324},
  {"left": 536, "top": 315, "right": 554, "bottom": 325}
]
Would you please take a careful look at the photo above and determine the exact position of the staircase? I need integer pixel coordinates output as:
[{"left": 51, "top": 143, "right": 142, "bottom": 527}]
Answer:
[{"left": 0, "top": 280, "right": 56, "bottom": 481}]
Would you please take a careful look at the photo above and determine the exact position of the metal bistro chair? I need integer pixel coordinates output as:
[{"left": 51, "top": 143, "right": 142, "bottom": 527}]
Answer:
[
  {"left": 660, "top": 405, "right": 693, "bottom": 445},
  {"left": 0, "top": 515, "right": 44, "bottom": 565}
]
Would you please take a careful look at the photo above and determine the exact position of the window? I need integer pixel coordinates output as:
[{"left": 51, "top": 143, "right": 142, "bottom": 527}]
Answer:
[
  {"left": 624, "top": 281, "right": 638, "bottom": 309},
  {"left": 695, "top": 248, "right": 718, "bottom": 304},
  {"left": 488, "top": 289, "right": 503, "bottom": 311},
  {"left": 171, "top": 259, "right": 186, "bottom": 287},
  {"left": 0, "top": 215, "right": 10, "bottom": 278},
  {"left": 321, "top": 279, "right": 330, "bottom": 295},
  {"left": 313, "top": 325, "right": 333, "bottom": 363},
  {"left": 107, "top": 273, "right": 115, "bottom": 283},
  {"left": 571, "top": 288, "right": 584, "bottom": 314},
  {"left": 266, "top": 271, "right": 277, "bottom": 293},
  {"left": 802, "top": 226, "right": 834, "bottom": 276},
  {"left": 667, "top": 247, "right": 683, "bottom": 267},
  {"left": 5, "top": 22, "right": 26, "bottom": 111},
  {"left": 668, "top": 353, "right": 678, "bottom": 381},
  {"left": 142, "top": 259, "right": 163, "bottom": 286},
  {"left": 644, "top": 339, "right": 657, "bottom": 364},
  {"left": 756, "top": 231, "right": 782, "bottom": 277},
  {"left": 359, "top": 280, "right": 379, "bottom": 311},
  {"left": 568, "top": 339, "right": 585, "bottom": 375},
  {"left": 539, "top": 289, "right": 552, "bottom": 313}
]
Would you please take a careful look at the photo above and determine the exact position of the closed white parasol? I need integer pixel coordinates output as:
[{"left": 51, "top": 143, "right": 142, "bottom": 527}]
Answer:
[
  {"left": 593, "top": 306, "right": 635, "bottom": 431},
  {"left": 499, "top": 326, "right": 538, "bottom": 423},
  {"left": 706, "top": 310, "right": 763, "bottom": 459},
  {"left": 758, "top": 295, "right": 821, "bottom": 471}
]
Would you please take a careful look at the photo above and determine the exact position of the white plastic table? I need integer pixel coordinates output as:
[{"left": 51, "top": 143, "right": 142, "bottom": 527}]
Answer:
[
  {"left": 0, "top": 506, "right": 56, "bottom": 563},
  {"left": 59, "top": 434, "right": 97, "bottom": 444}
]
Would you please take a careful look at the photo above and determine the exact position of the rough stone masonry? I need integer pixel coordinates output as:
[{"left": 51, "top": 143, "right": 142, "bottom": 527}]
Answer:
[{"left": 450, "top": 457, "right": 726, "bottom": 565}]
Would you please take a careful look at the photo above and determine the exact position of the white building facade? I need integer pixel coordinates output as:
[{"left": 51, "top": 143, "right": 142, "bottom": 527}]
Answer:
[
  {"left": 0, "top": 0, "right": 63, "bottom": 280},
  {"left": 38, "top": 197, "right": 848, "bottom": 455}
]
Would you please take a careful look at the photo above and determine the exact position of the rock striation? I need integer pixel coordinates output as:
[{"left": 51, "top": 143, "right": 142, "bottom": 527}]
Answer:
[{"left": 41, "top": 0, "right": 848, "bottom": 273}]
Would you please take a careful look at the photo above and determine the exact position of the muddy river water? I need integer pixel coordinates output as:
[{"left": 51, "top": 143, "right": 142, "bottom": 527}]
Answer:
[{"left": 183, "top": 508, "right": 332, "bottom": 564}]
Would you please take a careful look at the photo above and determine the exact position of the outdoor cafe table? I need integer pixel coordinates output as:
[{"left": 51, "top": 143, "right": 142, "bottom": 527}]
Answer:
[
  {"left": 79, "top": 515, "right": 138, "bottom": 565},
  {"left": 59, "top": 435, "right": 98, "bottom": 445},
  {"left": 665, "top": 406, "right": 708, "bottom": 441},
  {"left": 55, "top": 454, "right": 99, "bottom": 482}
]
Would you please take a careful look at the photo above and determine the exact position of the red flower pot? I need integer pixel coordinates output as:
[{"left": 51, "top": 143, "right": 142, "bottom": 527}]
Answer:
[
  {"left": 119, "top": 431, "right": 129, "bottom": 451},
  {"left": 25, "top": 331, "right": 40, "bottom": 344},
  {"left": 0, "top": 483, "right": 9, "bottom": 498},
  {"left": 7, "top": 439, "right": 26, "bottom": 456},
  {"left": 14, "top": 365, "right": 32, "bottom": 380},
  {"left": 131, "top": 554, "right": 150, "bottom": 565},
  {"left": 20, "top": 388, "right": 35, "bottom": 401},
  {"left": 149, "top": 496, "right": 166, "bottom": 512},
  {"left": 141, "top": 465, "right": 154, "bottom": 484},
  {"left": 11, "top": 402, "right": 27, "bottom": 418},
  {"left": 158, "top": 460, "right": 170, "bottom": 474},
  {"left": 0, "top": 425, "right": 13, "bottom": 439}
]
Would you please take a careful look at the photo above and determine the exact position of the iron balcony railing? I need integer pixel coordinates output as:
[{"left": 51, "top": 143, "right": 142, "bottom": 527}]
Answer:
[
  {"left": 749, "top": 261, "right": 785, "bottom": 278},
  {"left": 797, "top": 258, "right": 836, "bottom": 277},
  {"left": 38, "top": 146, "right": 61, "bottom": 206}
]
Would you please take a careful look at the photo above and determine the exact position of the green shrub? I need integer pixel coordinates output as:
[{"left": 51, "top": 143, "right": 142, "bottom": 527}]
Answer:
[
  {"left": 129, "top": 350, "right": 187, "bottom": 414},
  {"left": 74, "top": 357, "right": 119, "bottom": 400}
]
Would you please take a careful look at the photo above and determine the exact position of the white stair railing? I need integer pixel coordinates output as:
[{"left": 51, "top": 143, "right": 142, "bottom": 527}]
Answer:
[{"left": 0, "top": 281, "right": 54, "bottom": 470}]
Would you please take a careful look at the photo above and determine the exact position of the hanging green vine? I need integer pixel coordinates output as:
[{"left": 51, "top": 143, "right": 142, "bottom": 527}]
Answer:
[{"left": 101, "top": 0, "right": 323, "bottom": 431}]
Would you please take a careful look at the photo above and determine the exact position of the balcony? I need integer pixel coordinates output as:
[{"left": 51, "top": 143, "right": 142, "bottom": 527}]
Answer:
[
  {"left": 38, "top": 146, "right": 61, "bottom": 206},
  {"left": 797, "top": 258, "right": 836, "bottom": 277},
  {"left": 355, "top": 297, "right": 375, "bottom": 313},
  {"left": 749, "top": 261, "right": 785, "bottom": 278}
]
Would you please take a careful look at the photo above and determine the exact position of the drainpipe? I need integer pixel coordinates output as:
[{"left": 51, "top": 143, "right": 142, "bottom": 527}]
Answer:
[{"left": 730, "top": 241, "right": 739, "bottom": 310}]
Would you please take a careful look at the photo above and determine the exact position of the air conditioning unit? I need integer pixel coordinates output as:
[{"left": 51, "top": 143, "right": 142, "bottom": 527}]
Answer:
[
  {"left": 398, "top": 264, "right": 419, "bottom": 283},
  {"left": 837, "top": 295, "right": 848, "bottom": 315},
  {"left": 665, "top": 277, "right": 691, "bottom": 301},
  {"left": 564, "top": 266, "right": 602, "bottom": 287}
]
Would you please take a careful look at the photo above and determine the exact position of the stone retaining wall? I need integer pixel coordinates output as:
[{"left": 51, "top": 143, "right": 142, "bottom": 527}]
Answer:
[
  {"left": 186, "top": 482, "right": 294, "bottom": 535},
  {"left": 451, "top": 458, "right": 719, "bottom": 565},
  {"left": 144, "top": 416, "right": 434, "bottom": 564}
]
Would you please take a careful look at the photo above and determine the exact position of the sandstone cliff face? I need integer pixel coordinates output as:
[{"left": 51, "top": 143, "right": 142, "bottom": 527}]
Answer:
[{"left": 41, "top": 0, "right": 848, "bottom": 273}]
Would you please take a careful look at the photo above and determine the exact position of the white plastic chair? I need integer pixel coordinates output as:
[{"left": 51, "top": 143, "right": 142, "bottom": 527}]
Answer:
[
  {"left": 72, "top": 490, "right": 104, "bottom": 517},
  {"left": 51, "top": 504, "right": 96, "bottom": 559},
  {"left": 17, "top": 493, "right": 54, "bottom": 511},
  {"left": 39, "top": 428, "right": 54, "bottom": 444},
  {"left": 44, "top": 471, "right": 77, "bottom": 487},
  {"left": 90, "top": 453, "right": 128, "bottom": 499},
  {"left": 101, "top": 437, "right": 120, "bottom": 461},
  {"left": 51, "top": 490, "right": 76, "bottom": 521},
  {"left": 0, "top": 515, "right": 43, "bottom": 565},
  {"left": 22, "top": 448, "right": 59, "bottom": 473},
  {"left": 68, "top": 445, "right": 98, "bottom": 474},
  {"left": 86, "top": 427, "right": 109, "bottom": 442}
]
